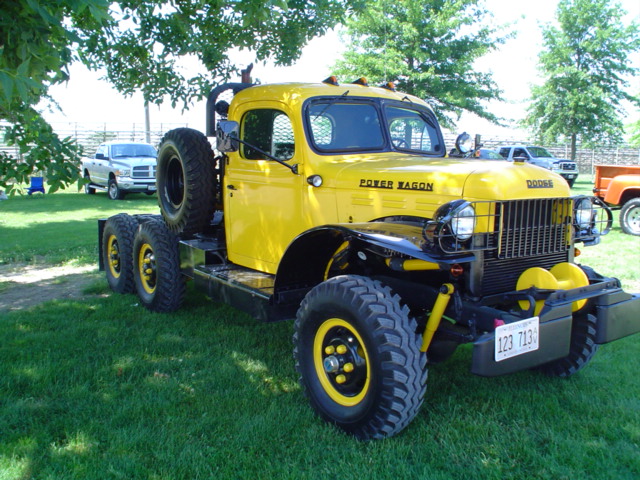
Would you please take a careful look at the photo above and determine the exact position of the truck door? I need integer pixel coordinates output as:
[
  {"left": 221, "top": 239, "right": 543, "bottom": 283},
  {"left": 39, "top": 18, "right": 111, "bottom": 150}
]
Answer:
[
  {"left": 224, "top": 105, "right": 304, "bottom": 274},
  {"left": 92, "top": 144, "right": 109, "bottom": 184}
]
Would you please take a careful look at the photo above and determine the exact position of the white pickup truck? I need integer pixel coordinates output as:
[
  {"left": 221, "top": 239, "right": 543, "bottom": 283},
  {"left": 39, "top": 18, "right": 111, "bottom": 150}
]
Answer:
[
  {"left": 81, "top": 141, "right": 157, "bottom": 200},
  {"left": 498, "top": 145, "right": 579, "bottom": 187}
]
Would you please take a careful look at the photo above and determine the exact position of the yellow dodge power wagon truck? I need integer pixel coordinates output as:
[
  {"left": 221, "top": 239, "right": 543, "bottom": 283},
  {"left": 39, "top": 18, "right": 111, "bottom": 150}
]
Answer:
[{"left": 100, "top": 78, "right": 640, "bottom": 440}]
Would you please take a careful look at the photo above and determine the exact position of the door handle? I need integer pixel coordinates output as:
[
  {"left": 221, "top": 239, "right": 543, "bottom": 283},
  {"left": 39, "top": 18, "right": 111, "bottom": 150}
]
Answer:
[{"left": 227, "top": 184, "right": 237, "bottom": 190}]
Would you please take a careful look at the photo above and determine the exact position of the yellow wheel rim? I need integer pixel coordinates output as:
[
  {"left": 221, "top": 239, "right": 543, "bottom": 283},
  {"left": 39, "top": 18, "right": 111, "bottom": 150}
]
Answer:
[
  {"left": 313, "top": 318, "right": 370, "bottom": 407},
  {"left": 107, "top": 234, "right": 121, "bottom": 279},
  {"left": 138, "top": 243, "right": 156, "bottom": 294}
]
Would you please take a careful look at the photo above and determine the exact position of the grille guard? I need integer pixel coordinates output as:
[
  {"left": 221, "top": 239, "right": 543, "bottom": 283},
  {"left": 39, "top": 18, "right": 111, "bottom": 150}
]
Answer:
[{"left": 422, "top": 197, "right": 613, "bottom": 257}]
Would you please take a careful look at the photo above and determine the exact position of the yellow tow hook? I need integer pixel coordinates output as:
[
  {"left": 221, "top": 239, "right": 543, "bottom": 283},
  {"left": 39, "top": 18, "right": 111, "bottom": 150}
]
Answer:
[{"left": 421, "top": 283, "right": 455, "bottom": 353}]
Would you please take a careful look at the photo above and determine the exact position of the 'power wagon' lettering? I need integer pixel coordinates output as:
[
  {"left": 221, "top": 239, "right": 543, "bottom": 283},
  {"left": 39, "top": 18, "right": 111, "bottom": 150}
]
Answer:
[
  {"left": 359, "top": 179, "right": 394, "bottom": 189},
  {"left": 359, "top": 179, "right": 435, "bottom": 191},
  {"left": 527, "top": 179, "right": 554, "bottom": 189},
  {"left": 398, "top": 181, "right": 433, "bottom": 192}
]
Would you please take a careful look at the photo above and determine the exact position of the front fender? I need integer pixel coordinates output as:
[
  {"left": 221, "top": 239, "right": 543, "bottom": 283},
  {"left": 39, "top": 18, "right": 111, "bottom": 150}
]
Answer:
[{"left": 274, "top": 222, "right": 475, "bottom": 293}]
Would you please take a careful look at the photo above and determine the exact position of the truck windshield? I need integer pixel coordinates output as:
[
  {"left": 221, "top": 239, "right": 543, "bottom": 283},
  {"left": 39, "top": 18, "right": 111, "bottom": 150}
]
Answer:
[
  {"left": 306, "top": 99, "right": 442, "bottom": 155},
  {"left": 307, "top": 102, "right": 385, "bottom": 152},
  {"left": 111, "top": 144, "right": 157, "bottom": 158},
  {"left": 528, "top": 147, "right": 553, "bottom": 158}
]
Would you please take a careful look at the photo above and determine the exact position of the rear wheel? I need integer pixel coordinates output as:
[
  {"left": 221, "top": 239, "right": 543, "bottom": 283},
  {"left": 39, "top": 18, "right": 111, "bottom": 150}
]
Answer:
[
  {"left": 102, "top": 214, "right": 139, "bottom": 293},
  {"left": 133, "top": 219, "right": 185, "bottom": 312},
  {"left": 293, "top": 275, "right": 427, "bottom": 439},
  {"left": 156, "top": 128, "right": 216, "bottom": 234},
  {"left": 620, "top": 198, "right": 640, "bottom": 236},
  {"left": 537, "top": 313, "right": 599, "bottom": 377},
  {"left": 84, "top": 173, "right": 95, "bottom": 195}
]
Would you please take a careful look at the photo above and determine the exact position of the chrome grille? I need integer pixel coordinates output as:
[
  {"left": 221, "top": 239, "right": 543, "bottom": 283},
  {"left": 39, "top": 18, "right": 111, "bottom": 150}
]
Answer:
[
  {"left": 132, "top": 165, "right": 156, "bottom": 178},
  {"left": 497, "top": 198, "right": 572, "bottom": 259},
  {"left": 560, "top": 162, "right": 577, "bottom": 171}
]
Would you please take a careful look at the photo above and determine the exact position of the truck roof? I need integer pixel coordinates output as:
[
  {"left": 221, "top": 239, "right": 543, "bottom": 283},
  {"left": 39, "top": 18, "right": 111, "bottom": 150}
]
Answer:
[{"left": 231, "top": 81, "right": 431, "bottom": 111}]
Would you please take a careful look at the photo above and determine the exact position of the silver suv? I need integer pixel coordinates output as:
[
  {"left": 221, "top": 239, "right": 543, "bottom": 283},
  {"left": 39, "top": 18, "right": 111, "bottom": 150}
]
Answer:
[
  {"left": 498, "top": 145, "right": 579, "bottom": 187},
  {"left": 82, "top": 142, "right": 157, "bottom": 199}
]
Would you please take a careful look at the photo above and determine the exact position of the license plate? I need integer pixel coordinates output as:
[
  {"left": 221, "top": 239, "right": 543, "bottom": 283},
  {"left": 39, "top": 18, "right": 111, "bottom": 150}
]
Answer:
[
  {"left": 148, "top": 185, "right": 157, "bottom": 191},
  {"left": 567, "top": 174, "right": 576, "bottom": 179},
  {"left": 495, "top": 317, "right": 539, "bottom": 362}
]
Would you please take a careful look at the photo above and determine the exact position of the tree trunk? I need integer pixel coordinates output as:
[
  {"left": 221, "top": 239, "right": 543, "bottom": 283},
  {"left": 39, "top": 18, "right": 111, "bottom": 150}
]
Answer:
[{"left": 570, "top": 133, "right": 577, "bottom": 161}]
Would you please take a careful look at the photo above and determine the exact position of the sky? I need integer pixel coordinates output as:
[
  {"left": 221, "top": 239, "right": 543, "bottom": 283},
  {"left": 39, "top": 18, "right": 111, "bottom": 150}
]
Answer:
[{"left": 43, "top": 0, "right": 640, "bottom": 138}]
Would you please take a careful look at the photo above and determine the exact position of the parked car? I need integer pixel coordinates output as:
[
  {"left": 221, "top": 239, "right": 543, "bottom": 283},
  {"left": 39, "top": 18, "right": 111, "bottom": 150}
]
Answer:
[
  {"left": 474, "top": 148, "right": 505, "bottom": 160},
  {"left": 594, "top": 164, "right": 640, "bottom": 236},
  {"left": 498, "top": 145, "right": 578, "bottom": 187},
  {"left": 82, "top": 142, "right": 157, "bottom": 200}
]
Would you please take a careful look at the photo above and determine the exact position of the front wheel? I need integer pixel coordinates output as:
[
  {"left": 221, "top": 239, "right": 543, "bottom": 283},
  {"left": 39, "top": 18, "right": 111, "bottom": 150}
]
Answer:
[
  {"left": 620, "top": 198, "right": 640, "bottom": 236},
  {"left": 293, "top": 275, "right": 427, "bottom": 440},
  {"left": 108, "top": 178, "right": 125, "bottom": 200},
  {"left": 132, "top": 219, "right": 185, "bottom": 312}
]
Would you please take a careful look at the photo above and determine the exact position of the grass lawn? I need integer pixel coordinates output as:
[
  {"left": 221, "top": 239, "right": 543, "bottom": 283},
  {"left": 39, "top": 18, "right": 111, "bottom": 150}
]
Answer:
[{"left": 0, "top": 182, "right": 638, "bottom": 479}]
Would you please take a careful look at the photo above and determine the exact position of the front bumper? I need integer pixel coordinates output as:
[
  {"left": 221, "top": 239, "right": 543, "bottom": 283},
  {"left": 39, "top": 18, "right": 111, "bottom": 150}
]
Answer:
[
  {"left": 471, "top": 279, "right": 640, "bottom": 376},
  {"left": 117, "top": 177, "right": 156, "bottom": 192}
]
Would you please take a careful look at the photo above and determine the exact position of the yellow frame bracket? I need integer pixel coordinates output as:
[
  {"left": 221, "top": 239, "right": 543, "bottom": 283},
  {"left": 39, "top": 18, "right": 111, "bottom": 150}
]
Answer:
[{"left": 421, "top": 283, "right": 455, "bottom": 353}]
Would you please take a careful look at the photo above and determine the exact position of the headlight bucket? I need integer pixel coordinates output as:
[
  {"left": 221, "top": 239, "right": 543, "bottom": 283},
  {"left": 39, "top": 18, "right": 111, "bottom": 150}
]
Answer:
[
  {"left": 423, "top": 200, "right": 476, "bottom": 252},
  {"left": 573, "top": 196, "right": 613, "bottom": 245}
]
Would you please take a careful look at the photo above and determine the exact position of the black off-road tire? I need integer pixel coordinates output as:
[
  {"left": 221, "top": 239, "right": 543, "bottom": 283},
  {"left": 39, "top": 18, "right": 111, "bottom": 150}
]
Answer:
[
  {"left": 156, "top": 128, "right": 216, "bottom": 235},
  {"left": 108, "top": 178, "right": 125, "bottom": 200},
  {"left": 620, "top": 198, "right": 640, "bottom": 236},
  {"left": 293, "top": 275, "right": 427, "bottom": 440},
  {"left": 537, "top": 313, "right": 599, "bottom": 377},
  {"left": 102, "top": 213, "right": 139, "bottom": 294},
  {"left": 132, "top": 218, "right": 185, "bottom": 312}
]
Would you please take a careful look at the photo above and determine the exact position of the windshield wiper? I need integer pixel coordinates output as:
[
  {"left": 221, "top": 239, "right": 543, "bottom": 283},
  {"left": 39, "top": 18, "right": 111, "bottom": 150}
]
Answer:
[{"left": 313, "top": 90, "right": 350, "bottom": 120}]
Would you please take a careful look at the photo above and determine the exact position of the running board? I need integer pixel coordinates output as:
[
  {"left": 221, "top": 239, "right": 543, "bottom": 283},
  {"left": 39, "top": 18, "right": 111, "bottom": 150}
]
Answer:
[{"left": 193, "top": 264, "right": 296, "bottom": 322}]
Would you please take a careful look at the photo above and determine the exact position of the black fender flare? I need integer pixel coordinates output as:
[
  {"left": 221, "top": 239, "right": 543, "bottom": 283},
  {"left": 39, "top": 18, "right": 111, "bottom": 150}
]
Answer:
[{"left": 274, "top": 222, "right": 475, "bottom": 294}]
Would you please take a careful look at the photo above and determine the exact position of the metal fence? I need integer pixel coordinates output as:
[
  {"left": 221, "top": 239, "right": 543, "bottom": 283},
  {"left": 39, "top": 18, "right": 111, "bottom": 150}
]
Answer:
[
  {"left": 442, "top": 133, "right": 640, "bottom": 175},
  {"left": 2, "top": 122, "right": 639, "bottom": 176}
]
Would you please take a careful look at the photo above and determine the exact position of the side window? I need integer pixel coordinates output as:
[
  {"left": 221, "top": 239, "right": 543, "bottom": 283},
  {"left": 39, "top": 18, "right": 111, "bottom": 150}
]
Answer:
[
  {"left": 241, "top": 109, "right": 294, "bottom": 160},
  {"left": 498, "top": 148, "right": 509, "bottom": 157},
  {"left": 513, "top": 148, "right": 528, "bottom": 158},
  {"left": 96, "top": 145, "right": 107, "bottom": 158}
]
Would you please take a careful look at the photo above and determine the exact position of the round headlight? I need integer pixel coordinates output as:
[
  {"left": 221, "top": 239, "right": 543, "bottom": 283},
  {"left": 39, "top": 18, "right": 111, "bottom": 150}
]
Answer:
[
  {"left": 575, "top": 197, "right": 593, "bottom": 229},
  {"left": 451, "top": 204, "right": 475, "bottom": 241}
]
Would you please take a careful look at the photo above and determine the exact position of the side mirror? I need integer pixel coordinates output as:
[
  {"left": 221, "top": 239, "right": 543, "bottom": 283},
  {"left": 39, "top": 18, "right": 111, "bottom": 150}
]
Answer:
[
  {"left": 95, "top": 153, "right": 106, "bottom": 160},
  {"left": 216, "top": 121, "right": 240, "bottom": 152}
]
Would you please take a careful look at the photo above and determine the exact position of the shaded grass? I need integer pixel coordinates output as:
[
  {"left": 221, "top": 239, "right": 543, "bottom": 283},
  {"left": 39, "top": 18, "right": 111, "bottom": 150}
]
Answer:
[{"left": 1, "top": 285, "right": 638, "bottom": 479}]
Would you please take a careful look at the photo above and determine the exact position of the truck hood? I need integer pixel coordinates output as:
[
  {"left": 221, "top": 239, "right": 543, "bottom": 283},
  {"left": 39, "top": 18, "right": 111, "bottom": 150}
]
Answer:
[
  {"left": 110, "top": 156, "right": 157, "bottom": 168},
  {"left": 332, "top": 154, "right": 570, "bottom": 201}
]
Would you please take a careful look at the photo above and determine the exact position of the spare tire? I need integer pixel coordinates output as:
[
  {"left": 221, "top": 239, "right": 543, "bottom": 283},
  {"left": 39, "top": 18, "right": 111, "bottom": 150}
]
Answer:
[{"left": 156, "top": 128, "right": 216, "bottom": 235}]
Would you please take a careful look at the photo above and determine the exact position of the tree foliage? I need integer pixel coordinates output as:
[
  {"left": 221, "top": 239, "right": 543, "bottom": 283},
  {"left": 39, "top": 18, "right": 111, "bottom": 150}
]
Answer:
[
  {"left": 332, "top": 0, "right": 506, "bottom": 129},
  {"left": 0, "top": 0, "right": 359, "bottom": 192},
  {"left": 524, "top": 0, "right": 640, "bottom": 160}
]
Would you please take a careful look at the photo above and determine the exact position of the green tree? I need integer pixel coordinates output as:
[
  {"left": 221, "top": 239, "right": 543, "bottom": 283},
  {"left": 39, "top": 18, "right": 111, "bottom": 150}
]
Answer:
[
  {"left": 332, "top": 0, "right": 507, "bottom": 129},
  {"left": 524, "top": 0, "right": 640, "bottom": 160},
  {"left": 0, "top": 0, "right": 359, "bottom": 193}
]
